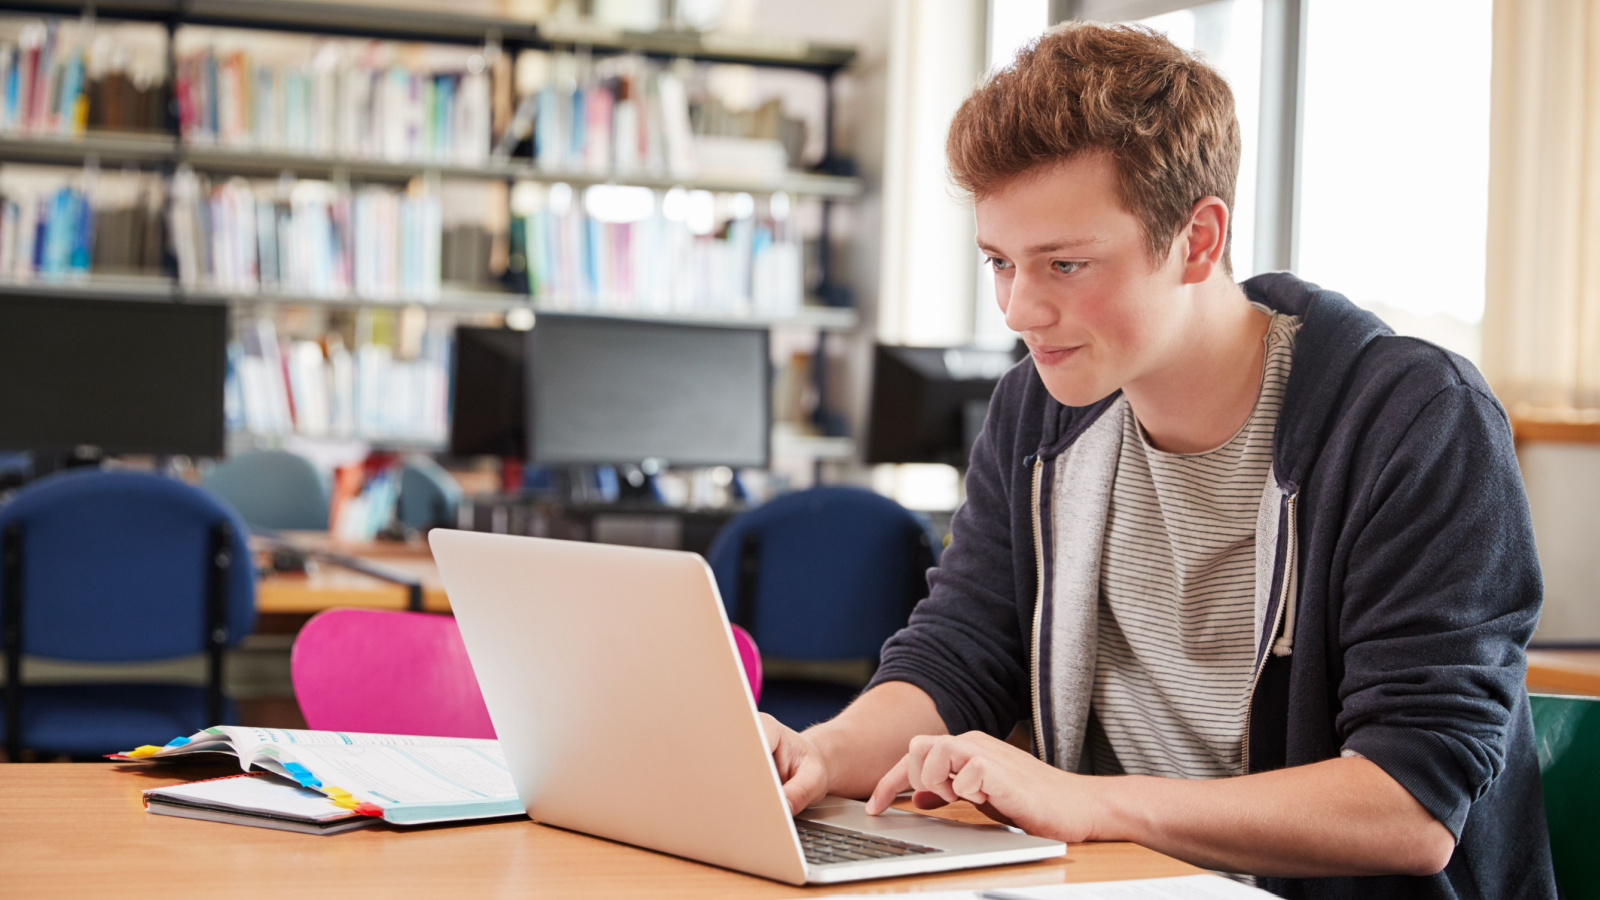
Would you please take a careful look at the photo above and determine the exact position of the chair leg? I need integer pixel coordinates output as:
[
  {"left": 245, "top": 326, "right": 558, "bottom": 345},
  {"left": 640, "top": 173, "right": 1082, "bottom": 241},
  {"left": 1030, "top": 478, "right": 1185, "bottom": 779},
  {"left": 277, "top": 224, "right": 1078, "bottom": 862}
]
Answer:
[
  {"left": 3, "top": 524, "right": 23, "bottom": 761},
  {"left": 205, "top": 523, "right": 232, "bottom": 727},
  {"left": 735, "top": 532, "right": 761, "bottom": 636}
]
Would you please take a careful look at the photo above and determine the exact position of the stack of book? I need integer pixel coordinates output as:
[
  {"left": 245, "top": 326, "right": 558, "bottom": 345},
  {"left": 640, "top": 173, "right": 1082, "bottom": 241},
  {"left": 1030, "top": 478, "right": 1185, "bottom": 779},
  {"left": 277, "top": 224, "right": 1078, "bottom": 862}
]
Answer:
[
  {"left": 226, "top": 314, "right": 451, "bottom": 445},
  {"left": 509, "top": 51, "right": 807, "bottom": 179},
  {"left": 0, "top": 163, "right": 95, "bottom": 279},
  {"left": 509, "top": 180, "right": 802, "bottom": 318},
  {"left": 512, "top": 51, "right": 694, "bottom": 176},
  {"left": 174, "top": 29, "right": 495, "bottom": 165},
  {"left": 0, "top": 17, "right": 168, "bottom": 135},
  {"left": 170, "top": 166, "right": 443, "bottom": 301}
]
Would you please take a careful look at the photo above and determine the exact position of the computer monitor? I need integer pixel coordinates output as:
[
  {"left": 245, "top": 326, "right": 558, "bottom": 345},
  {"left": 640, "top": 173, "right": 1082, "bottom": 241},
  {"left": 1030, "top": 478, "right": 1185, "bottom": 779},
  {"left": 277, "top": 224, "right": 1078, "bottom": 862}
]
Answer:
[
  {"left": 527, "top": 316, "right": 770, "bottom": 469},
  {"left": 865, "top": 343, "right": 1022, "bottom": 467},
  {"left": 449, "top": 326, "right": 528, "bottom": 459},
  {"left": 0, "top": 294, "right": 227, "bottom": 458}
]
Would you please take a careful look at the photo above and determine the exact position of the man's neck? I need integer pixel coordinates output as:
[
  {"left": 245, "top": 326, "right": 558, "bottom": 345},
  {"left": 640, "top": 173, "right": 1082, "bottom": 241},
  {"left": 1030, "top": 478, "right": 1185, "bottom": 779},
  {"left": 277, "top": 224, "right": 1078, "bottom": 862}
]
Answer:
[{"left": 1122, "top": 278, "right": 1272, "bottom": 455}]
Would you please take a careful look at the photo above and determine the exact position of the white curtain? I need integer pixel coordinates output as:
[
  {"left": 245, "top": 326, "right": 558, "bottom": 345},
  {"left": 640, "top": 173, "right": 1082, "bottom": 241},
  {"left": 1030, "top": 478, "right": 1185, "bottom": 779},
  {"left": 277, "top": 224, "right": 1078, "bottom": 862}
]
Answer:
[{"left": 1483, "top": 0, "right": 1600, "bottom": 410}]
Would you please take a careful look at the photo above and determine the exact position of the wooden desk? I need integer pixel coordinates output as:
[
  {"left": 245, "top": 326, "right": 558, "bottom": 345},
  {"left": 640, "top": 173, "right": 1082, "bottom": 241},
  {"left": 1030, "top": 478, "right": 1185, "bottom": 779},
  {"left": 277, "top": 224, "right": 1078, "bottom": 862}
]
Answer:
[
  {"left": 255, "top": 534, "right": 451, "bottom": 614},
  {"left": 0, "top": 761, "right": 1200, "bottom": 898},
  {"left": 1528, "top": 650, "right": 1600, "bottom": 697}
]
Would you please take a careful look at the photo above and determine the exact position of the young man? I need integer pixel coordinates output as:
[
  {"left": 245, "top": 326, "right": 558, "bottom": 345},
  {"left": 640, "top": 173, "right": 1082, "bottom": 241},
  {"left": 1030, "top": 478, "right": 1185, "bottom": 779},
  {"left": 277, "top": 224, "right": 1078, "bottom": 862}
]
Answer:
[{"left": 759, "top": 22, "right": 1555, "bottom": 898}]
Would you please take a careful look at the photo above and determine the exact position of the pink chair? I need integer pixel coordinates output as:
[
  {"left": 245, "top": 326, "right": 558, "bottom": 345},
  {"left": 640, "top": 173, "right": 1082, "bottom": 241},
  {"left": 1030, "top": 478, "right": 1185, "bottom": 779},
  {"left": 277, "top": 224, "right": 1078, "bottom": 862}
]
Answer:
[{"left": 291, "top": 609, "right": 763, "bottom": 738}]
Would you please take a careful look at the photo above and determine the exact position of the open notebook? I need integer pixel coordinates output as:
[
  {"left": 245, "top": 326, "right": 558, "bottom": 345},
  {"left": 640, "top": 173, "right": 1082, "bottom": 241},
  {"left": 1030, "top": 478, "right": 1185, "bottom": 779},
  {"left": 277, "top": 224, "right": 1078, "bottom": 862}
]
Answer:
[{"left": 114, "top": 726, "right": 522, "bottom": 826}]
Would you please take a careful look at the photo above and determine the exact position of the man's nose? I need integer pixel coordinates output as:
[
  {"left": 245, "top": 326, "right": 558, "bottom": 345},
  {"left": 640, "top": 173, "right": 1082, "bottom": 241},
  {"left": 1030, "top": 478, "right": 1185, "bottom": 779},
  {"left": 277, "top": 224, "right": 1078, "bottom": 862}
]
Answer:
[{"left": 1003, "top": 268, "right": 1056, "bottom": 334}]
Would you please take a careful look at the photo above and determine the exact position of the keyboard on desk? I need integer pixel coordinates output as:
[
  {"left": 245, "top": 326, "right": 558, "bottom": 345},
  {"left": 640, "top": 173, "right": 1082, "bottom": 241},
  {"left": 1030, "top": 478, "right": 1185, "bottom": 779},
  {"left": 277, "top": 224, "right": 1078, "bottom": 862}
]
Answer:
[{"left": 796, "top": 819, "right": 941, "bottom": 865}]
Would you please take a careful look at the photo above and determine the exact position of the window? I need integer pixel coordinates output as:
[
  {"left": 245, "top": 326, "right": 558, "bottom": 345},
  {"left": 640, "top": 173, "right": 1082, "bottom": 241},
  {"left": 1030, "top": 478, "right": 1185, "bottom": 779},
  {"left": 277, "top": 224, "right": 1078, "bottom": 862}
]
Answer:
[
  {"left": 1134, "top": 0, "right": 1263, "bottom": 278},
  {"left": 1297, "top": 0, "right": 1493, "bottom": 362}
]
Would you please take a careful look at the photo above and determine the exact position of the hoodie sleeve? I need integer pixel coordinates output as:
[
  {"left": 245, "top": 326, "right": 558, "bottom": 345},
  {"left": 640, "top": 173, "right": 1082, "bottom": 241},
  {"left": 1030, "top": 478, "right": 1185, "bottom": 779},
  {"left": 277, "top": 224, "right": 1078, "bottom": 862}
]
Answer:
[
  {"left": 1335, "top": 381, "right": 1541, "bottom": 840},
  {"left": 866, "top": 372, "right": 1032, "bottom": 738}
]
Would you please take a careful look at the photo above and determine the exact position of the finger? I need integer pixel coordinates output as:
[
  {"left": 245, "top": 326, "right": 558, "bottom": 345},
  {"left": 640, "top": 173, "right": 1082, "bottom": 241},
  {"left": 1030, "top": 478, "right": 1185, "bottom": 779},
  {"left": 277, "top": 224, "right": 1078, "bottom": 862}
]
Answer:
[
  {"left": 865, "top": 754, "right": 912, "bottom": 815},
  {"left": 759, "top": 713, "right": 780, "bottom": 751},
  {"left": 950, "top": 755, "right": 990, "bottom": 806},
  {"left": 782, "top": 750, "right": 827, "bottom": 816},
  {"left": 917, "top": 737, "right": 962, "bottom": 804},
  {"left": 903, "top": 734, "right": 935, "bottom": 794}
]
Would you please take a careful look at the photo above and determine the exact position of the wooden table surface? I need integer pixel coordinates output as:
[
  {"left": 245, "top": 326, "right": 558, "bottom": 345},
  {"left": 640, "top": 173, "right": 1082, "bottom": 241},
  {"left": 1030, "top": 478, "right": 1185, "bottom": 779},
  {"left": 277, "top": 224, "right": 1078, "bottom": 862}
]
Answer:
[
  {"left": 255, "top": 533, "right": 451, "bottom": 613},
  {"left": 0, "top": 761, "right": 1200, "bottom": 899}
]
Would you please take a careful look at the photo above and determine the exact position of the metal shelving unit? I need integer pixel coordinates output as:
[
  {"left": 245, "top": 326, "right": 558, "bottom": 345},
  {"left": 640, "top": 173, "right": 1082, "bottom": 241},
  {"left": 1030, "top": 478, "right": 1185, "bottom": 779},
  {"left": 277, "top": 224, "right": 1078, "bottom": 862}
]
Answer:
[
  {"left": 0, "top": 276, "right": 861, "bottom": 330},
  {"left": 0, "top": 134, "right": 862, "bottom": 197},
  {"left": 0, "top": 0, "right": 857, "bottom": 70}
]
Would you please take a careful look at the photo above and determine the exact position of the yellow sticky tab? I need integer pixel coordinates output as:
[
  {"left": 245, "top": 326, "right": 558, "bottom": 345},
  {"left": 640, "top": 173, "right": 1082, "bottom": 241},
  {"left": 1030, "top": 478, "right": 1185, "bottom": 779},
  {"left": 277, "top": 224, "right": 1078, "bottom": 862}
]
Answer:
[
  {"left": 323, "top": 786, "right": 352, "bottom": 798},
  {"left": 330, "top": 798, "right": 359, "bottom": 809},
  {"left": 125, "top": 746, "right": 163, "bottom": 758}
]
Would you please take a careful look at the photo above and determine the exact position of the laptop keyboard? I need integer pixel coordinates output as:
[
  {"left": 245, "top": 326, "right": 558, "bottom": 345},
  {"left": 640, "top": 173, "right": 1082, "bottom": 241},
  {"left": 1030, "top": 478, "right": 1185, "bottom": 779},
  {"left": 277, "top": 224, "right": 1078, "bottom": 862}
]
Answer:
[{"left": 797, "top": 819, "right": 941, "bottom": 865}]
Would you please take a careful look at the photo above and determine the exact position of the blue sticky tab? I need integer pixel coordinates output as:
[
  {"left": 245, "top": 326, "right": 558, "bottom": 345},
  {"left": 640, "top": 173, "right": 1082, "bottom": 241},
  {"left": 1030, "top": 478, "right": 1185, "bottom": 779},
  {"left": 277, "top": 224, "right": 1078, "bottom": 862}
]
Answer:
[
  {"left": 165, "top": 736, "right": 191, "bottom": 747},
  {"left": 283, "top": 762, "right": 321, "bottom": 788}
]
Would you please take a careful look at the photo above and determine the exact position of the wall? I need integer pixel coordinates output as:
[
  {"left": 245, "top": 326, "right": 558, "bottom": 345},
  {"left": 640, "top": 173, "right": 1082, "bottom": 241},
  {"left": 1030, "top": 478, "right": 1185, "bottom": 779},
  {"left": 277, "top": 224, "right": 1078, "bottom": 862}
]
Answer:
[{"left": 1521, "top": 443, "right": 1600, "bottom": 644}]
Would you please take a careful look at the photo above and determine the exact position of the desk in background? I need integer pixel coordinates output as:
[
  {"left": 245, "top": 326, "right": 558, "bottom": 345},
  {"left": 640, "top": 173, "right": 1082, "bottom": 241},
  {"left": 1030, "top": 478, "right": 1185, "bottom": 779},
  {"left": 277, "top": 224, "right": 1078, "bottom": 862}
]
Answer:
[
  {"left": 0, "top": 761, "right": 1200, "bottom": 898},
  {"left": 254, "top": 539, "right": 1600, "bottom": 701}
]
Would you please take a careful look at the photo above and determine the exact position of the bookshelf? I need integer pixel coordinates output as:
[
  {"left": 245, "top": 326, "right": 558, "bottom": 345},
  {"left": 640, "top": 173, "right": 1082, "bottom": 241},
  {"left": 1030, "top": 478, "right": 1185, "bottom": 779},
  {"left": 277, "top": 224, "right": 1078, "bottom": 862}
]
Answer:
[
  {"left": 0, "top": 0, "right": 866, "bottom": 465},
  {"left": 0, "top": 133, "right": 861, "bottom": 196}
]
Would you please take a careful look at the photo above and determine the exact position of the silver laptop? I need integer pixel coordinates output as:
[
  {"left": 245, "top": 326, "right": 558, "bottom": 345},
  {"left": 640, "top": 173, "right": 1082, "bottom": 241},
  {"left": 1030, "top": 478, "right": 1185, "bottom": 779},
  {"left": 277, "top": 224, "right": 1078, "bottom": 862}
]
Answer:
[{"left": 429, "top": 529, "right": 1066, "bottom": 885}]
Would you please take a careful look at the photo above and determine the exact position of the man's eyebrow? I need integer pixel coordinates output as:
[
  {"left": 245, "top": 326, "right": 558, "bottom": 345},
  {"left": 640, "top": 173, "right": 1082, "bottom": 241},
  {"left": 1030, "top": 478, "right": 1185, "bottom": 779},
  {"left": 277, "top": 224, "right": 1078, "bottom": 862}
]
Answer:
[{"left": 975, "top": 236, "right": 1107, "bottom": 255}]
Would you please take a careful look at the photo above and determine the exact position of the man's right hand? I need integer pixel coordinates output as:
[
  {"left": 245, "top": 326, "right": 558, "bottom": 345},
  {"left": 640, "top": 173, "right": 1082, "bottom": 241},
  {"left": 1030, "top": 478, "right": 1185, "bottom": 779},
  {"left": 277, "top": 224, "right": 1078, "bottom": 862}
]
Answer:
[{"left": 760, "top": 712, "right": 830, "bottom": 814}]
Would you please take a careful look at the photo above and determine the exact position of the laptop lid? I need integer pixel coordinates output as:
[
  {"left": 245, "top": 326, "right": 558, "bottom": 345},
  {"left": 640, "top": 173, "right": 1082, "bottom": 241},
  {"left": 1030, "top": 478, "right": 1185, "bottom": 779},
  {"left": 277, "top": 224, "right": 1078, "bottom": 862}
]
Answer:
[{"left": 429, "top": 530, "right": 809, "bottom": 885}]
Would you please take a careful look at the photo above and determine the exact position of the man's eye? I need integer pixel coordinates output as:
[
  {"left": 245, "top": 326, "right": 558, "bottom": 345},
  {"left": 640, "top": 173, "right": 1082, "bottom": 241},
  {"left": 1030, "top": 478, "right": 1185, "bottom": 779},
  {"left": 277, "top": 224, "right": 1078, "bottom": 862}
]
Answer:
[
  {"left": 1052, "top": 260, "right": 1083, "bottom": 275},
  {"left": 986, "top": 257, "right": 1013, "bottom": 271}
]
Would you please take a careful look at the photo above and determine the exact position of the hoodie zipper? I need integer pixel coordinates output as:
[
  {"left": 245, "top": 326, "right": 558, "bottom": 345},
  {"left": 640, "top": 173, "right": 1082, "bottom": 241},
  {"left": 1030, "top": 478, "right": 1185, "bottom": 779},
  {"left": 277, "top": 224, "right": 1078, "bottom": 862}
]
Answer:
[
  {"left": 1029, "top": 456, "right": 1047, "bottom": 762},
  {"left": 1241, "top": 490, "right": 1297, "bottom": 775}
]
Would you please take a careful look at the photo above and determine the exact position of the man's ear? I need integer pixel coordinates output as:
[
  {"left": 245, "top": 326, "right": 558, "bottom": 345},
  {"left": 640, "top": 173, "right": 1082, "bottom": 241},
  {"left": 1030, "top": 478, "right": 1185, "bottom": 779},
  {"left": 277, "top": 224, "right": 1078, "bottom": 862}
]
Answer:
[{"left": 1180, "top": 196, "right": 1230, "bottom": 285}]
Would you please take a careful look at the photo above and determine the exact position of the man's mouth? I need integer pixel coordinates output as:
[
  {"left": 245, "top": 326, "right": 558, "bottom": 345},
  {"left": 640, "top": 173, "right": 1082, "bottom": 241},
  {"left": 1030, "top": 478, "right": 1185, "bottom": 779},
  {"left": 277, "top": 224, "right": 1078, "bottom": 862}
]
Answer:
[{"left": 1027, "top": 343, "right": 1083, "bottom": 366}]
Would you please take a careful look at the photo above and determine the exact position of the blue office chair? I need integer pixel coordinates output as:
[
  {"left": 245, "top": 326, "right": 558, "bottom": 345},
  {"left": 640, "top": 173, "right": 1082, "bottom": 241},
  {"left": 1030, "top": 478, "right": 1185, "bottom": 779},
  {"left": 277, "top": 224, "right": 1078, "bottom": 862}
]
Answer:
[
  {"left": 705, "top": 486, "right": 940, "bottom": 731},
  {"left": 201, "top": 449, "right": 330, "bottom": 531},
  {"left": 398, "top": 455, "right": 463, "bottom": 533},
  {"left": 0, "top": 470, "right": 256, "bottom": 759}
]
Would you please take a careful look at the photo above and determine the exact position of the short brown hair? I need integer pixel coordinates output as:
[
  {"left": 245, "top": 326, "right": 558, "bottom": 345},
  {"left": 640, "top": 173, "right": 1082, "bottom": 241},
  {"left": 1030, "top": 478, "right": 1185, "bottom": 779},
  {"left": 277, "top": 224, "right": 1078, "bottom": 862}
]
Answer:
[{"left": 948, "top": 22, "right": 1241, "bottom": 268}]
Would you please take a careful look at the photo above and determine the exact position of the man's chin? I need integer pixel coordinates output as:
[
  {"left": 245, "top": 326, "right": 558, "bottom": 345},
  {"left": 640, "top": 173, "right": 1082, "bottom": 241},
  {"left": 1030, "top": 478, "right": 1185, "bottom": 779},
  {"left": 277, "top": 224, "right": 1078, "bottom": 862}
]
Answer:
[{"left": 1035, "top": 370, "right": 1120, "bottom": 409}]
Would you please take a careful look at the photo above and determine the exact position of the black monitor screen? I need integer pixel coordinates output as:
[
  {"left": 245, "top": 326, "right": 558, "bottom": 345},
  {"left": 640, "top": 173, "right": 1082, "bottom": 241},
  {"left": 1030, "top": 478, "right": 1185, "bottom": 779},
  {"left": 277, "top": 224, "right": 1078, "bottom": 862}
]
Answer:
[
  {"left": 866, "top": 344, "right": 1019, "bottom": 467},
  {"left": 450, "top": 326, "right": 527, "bottom": 458},
  {"left": 528, "top": 316, "right": 769, "bottom": 468},
  {"left": 0, "top": 295, "right": 226, "bottom": 457}
]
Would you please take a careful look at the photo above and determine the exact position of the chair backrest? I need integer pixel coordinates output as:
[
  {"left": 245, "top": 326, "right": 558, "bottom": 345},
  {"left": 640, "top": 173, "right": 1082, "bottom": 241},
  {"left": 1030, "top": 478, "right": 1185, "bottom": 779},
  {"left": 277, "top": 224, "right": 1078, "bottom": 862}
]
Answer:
[
  {"left": 0, "top": 469, "right": 256, "bottom": 661},
  {"left": 292, "top": 608, "right": 496, "bottom": 738},
  {"left": 705, "top": 486, "right": 939, "bottom": 661},
  {"left": 202, "top": 449, "right": 330, "bottom": 531},
  {"left": 1531, "top": 693, "right": 1600, "bottom": 898},
  {"left": 292, "top": 609, "right": 763, "bottom": 737},
  {"left": 397, "top": 455, "right": 462, "bottom": 532}
]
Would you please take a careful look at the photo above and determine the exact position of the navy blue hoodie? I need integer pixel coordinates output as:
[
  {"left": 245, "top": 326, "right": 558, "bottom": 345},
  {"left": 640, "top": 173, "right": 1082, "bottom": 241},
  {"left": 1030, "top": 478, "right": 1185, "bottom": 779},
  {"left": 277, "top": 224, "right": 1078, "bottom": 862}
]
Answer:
[{"left": 870, "top": 273, "right": 1556, "bottom": 898}]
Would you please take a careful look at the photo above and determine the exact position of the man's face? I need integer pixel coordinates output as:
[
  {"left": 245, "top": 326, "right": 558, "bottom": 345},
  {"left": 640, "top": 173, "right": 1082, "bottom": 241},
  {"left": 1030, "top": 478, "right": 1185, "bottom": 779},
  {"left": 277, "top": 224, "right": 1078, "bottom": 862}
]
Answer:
[{"left": 976, "top": 152, "right": 1190, "bottom": 408}]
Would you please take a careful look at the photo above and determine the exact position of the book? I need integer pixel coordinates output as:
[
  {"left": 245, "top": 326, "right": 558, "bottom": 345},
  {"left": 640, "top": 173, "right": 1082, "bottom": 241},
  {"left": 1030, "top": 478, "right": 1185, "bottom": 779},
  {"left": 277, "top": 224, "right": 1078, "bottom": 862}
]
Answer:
[
  {"left": 115, "top": 726, "right": 523, "bottom": 826},
  {"left": 0, "top": 18, "right": 168, "bottom": 135},
  {"left": 143, "top": 771, "right": 378, "bottom": 835},
  {"left": 173, "top": 32, "right": 494, "bottom": 165},
  {"left": 508, "top": 179, "right": 802, "bottom": 317},
  {"left": 224, "top": 313, "right": 451, "bottom": 445}
]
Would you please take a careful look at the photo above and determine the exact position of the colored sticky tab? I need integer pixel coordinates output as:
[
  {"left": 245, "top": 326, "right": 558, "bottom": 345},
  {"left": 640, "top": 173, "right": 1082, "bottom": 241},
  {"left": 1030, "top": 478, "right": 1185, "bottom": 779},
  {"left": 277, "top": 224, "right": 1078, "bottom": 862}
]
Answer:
[
  {"left": 124, "top": 745, "right": 163, "bottom": 758},
  {"left": 282, "top": 762, "right": 321, "bottom": 788},
  {"left": 354, "top": 802, "right": 385, "bottom": 818},
  {"left": 164, "top": 736, "right": 191, "bottom": 747}
]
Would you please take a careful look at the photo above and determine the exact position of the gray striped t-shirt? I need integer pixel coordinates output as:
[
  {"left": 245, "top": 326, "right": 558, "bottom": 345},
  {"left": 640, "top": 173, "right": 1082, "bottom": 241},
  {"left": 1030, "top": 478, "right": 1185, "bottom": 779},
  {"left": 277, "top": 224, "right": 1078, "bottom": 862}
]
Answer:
[{"left": 1085, "top": 310, "right": 1301, "bottom": 780}]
